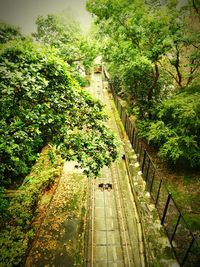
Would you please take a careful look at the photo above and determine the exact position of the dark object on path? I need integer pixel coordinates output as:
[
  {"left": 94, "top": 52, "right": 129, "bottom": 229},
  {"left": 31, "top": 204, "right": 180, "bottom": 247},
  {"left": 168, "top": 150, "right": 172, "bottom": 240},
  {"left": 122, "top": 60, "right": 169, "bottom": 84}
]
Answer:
[
  {"left": 98, "top": 183, "right": 112, "bottom": 191},
  {"left": 94, "top": 65, "right": 102, "bottom": 73},
  {"left": 122, "top": 154, "right": 126, "bottom": 160}
]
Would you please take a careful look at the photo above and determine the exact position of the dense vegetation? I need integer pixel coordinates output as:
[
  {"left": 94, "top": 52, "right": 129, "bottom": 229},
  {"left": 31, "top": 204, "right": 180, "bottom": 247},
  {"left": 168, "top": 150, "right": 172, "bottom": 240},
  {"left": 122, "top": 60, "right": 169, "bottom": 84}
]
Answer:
[
  {"left": 0, "top": 1, "right": 199, "bottom": 265},
  {"left": 0, "top": 18, "right": 118, "bottom": 187},
  {"left": 33, "top": 12, "right": 97, "bottom": 77},
  {"left": 137, "top": 86, "right": 200, "bottom": 166},
  {"left": 87, "top": 0, "right": 200, "bottom": 167},
  {"left": 0, "top": 16, "right": 119, "bottom": 266}
]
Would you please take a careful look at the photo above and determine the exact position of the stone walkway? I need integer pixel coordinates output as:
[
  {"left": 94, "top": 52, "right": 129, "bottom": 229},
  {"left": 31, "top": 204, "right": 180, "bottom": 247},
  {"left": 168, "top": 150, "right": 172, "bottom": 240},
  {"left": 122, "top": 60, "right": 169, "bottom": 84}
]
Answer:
[
  {"left": 26, "top": 72, "right": 145, "bottom": 267},
  {"left": 85, "top": 73, "right": 145, "bottom": 267}
]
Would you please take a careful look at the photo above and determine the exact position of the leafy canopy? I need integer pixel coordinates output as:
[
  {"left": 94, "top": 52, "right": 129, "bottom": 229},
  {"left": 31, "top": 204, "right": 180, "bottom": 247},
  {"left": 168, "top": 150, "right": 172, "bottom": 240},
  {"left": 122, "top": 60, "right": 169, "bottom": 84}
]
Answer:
[
  {"left": 87, "top": 0, "right": 200, "bottom": 168},
  {"left": 87, "top": 0, "right": 200, "bottom": 116},
  {"left": 137, "top": 87, "right": 200, "bottom": 167},
  {"left": 0, "top": 37, "right": 119, "bottom": 185},
  {"left": 0, "top": 23, "right": 22, "bottom": 44},
  {"left": 33, "top": 12, "right": 98, "bottom": 73}
]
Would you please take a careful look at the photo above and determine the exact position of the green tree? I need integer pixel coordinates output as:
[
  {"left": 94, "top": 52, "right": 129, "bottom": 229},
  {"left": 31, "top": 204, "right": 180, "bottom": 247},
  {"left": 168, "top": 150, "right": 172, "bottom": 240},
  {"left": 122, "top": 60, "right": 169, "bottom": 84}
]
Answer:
[
  {"left": 87, "top": 0, "right": 200, "bottom": 116},
  {"left": 137, "top": 86, "right": 200, "bottom": 167},
  {"left": 0, "top": 38, "right": 119, "bottom": 185},
  {"left": 0, "top": 23, "right": 22, "bottom": 44},
  {"left": 33, "top": 12, "right": 98, "bottom": 73},
  {"left": 87, "top": 0, "right": 200, "bottom": 168}
]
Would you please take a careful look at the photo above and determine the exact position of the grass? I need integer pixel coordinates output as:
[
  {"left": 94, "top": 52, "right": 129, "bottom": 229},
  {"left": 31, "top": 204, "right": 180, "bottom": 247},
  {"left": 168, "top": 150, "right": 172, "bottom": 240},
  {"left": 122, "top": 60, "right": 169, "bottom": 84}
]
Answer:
[
  {"left": 138, "top": 140, "right": 200, "bottom": 244},
  {"left": 166, "top": 177, "right": 200, "bottom": 237}
]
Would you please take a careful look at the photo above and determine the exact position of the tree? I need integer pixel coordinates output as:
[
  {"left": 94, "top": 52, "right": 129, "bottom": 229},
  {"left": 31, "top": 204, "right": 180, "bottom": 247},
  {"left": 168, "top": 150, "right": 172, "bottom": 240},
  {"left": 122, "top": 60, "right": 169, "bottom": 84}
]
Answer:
[
  {"left": 0, "top": 38, "right": 119, "bottom": 185},
  {"left": 87, "top": 0, "right": 200, "bottom": 116},
  {"left": 137, "top": 86, "right": 200, "bottom": 167},
  {"left": 33, "top": 12, "right": 98, "bottom": 73},
  {"left": 87, "top": 0, "right": 200, "bottom": 168},
  {"left": 0, "top": 23, "right": 22, "bottom": 44}
]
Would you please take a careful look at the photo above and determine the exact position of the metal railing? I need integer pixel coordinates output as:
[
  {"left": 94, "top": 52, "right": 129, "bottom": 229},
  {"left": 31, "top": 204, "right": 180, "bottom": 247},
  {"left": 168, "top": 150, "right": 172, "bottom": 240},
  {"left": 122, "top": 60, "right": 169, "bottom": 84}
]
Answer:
[{"left": 110, "top": 85, "right": 200, "bottom": 267}]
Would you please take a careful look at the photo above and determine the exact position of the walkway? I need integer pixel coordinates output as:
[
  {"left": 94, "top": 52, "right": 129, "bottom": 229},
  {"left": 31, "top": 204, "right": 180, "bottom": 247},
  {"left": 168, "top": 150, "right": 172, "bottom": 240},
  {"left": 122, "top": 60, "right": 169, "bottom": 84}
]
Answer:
[{"left": 85, "top": 73, "right": 145, "bottom": 266}]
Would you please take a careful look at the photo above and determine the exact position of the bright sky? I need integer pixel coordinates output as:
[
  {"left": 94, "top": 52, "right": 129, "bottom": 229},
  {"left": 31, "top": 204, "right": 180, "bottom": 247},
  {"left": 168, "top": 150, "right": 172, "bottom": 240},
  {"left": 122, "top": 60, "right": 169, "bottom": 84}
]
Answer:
[{"left": 0, "top": 0, "right": 92, "bottom": 34}]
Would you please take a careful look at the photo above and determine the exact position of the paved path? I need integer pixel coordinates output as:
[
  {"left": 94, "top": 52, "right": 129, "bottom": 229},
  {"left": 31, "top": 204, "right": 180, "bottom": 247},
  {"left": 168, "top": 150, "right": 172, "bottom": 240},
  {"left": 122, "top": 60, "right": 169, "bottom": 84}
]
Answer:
[{"left": 85, "top": 73, "right": 145, "bottom": 267}]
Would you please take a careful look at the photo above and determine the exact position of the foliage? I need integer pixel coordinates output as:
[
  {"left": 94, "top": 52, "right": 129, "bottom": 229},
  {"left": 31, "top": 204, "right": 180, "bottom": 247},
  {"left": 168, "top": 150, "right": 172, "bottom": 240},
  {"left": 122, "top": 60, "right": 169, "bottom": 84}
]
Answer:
[
  {"left": 0, "top": 146, "right": 63, "bottom": 267},
  {"left": 61, "top": 126, "right": 118, "bottom": 177},
  {"left": 87, "top": 0, "right": 200, "bottom": 116},
  {"left": 0, "top": 23, "right": 22, "bottom": 44},
  {"left": 137, "top": 87, "right": 200, "bottom": 167},
  {"left": 33, "top": 12, "right": 81, "bottom": 44},
  {"left": 33, "top": 12, "right": 98, "bottom": 74},
  {"left": 0, "top": 37, "right": 119, "bottom": 185},
  {"left": 0, "top": 226, "right": 30, "bottom": 266},
  {"left": 0, "top": 187, "right": 8, "bottom": 226},
  {"left": 87, "top": 0, "right": 200, "bottom": 168}
]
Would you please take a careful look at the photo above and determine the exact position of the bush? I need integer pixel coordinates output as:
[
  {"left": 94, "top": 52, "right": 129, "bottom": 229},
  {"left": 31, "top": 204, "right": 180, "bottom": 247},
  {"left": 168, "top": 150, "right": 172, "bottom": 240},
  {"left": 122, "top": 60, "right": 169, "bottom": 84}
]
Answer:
[{"left": 137, "top": 86, "right": 200, "bottom": 167}]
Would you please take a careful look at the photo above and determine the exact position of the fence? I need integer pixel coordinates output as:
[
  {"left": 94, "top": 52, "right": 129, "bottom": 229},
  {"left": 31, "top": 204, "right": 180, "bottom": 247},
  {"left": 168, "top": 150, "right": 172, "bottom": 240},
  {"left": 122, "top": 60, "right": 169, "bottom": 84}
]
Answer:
[{"left": 110, "top": 85, "right": 200, "bottom": 267}]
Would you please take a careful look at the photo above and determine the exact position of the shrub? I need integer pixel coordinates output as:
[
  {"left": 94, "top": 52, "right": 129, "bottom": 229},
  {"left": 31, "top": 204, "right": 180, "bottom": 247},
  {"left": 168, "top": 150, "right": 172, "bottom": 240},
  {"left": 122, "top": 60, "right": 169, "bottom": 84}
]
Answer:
[{"left": 137, "top": 86, "right": 200, "bottom": 167}]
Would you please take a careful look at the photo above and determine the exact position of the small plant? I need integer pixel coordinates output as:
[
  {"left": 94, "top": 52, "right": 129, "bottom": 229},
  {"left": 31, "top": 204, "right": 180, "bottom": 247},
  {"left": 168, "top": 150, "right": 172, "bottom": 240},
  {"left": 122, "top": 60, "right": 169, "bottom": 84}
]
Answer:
[{"left": 48, "top": 149, "right": 56, "bottom": 164}]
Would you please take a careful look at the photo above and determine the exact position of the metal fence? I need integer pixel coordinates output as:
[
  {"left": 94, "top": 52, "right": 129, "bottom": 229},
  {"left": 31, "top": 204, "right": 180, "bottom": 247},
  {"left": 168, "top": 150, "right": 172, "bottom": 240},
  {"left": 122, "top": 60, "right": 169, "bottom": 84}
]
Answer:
[{"left": 110, "top": 85, "right": 200, "bottom": 267}]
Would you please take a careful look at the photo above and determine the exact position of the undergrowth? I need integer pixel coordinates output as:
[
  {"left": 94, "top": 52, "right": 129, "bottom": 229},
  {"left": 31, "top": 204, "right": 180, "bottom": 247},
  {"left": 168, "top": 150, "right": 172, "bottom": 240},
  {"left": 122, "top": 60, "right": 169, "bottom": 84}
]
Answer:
[{"left": 0, "top": 145, "right": 63, "bottom": 267}]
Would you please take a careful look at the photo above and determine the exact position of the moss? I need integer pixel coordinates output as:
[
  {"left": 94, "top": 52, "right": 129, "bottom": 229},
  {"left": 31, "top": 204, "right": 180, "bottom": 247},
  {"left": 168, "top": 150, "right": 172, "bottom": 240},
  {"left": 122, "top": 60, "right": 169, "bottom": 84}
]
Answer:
[{"left": 0, "top": 145, "right": 63, "bottom": 267}]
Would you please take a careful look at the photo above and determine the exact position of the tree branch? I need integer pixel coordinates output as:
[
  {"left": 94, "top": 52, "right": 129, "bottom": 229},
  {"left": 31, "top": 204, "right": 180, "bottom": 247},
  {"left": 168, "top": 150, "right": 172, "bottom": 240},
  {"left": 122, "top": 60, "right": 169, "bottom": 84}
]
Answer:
[{"left": 159, "top": 61, "right": 180, "bottom": 85}]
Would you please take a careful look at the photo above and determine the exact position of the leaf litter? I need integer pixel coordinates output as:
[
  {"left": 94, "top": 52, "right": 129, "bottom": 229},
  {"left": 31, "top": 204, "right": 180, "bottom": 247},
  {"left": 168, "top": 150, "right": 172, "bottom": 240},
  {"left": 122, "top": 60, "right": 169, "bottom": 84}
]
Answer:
[{"left": 25, "top": 161, "right": 88, "bottom": 267}]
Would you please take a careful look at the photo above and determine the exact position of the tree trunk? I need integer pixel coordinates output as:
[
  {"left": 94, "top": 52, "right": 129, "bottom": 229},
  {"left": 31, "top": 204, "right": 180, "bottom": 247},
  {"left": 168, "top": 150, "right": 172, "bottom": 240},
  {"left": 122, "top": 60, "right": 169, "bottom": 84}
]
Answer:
[{"left": 148, "top": 62, "right": 159, "bottom": 102}]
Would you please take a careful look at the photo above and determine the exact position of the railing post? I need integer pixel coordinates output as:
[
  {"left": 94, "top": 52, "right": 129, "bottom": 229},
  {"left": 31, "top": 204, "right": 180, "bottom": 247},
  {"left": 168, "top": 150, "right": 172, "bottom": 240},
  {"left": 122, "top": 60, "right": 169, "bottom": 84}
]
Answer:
[
  {"left": 155, "top": 179, "right": 162, "bottom": 207},
  {"left": 170, "top": 214, "right": 181, "bottom": 243},
  {"left": 142, "top": 149, "right": 147, "bottom": 173},
  {"left": 131, "top": 126, "right": 135, "bottom": 147},
  {"left": 181, "top": 237, "right": 195, "bottom": 267},
  {"left": 127, "top": 118, "right": 130, "bottom": 139},
  {"left": 122, "top": 109, "right": 125, "bottom": 126},
  {"left": 120, "top": 104, "right": 123, "bottom": 119},
  {"left": 161, "top": 192, "right": 171, "bottom": 225},
  {"left": 136, "top": 137, "right": 140, "bottom": 154},
  {"left": 149, "top": 169, "right": 155, "bottom": 193},
  {"left": 145, "top": 158, "right": 151, "bottom": 181},
  {"left": 133, "top": 132, "right": 137, "bottom": 150},
  {"left": 139, "top": 143, "right": 143, "bottom": 163},
  {"left": 124, "top": 113, "right": 127, "bottom": 132}
]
